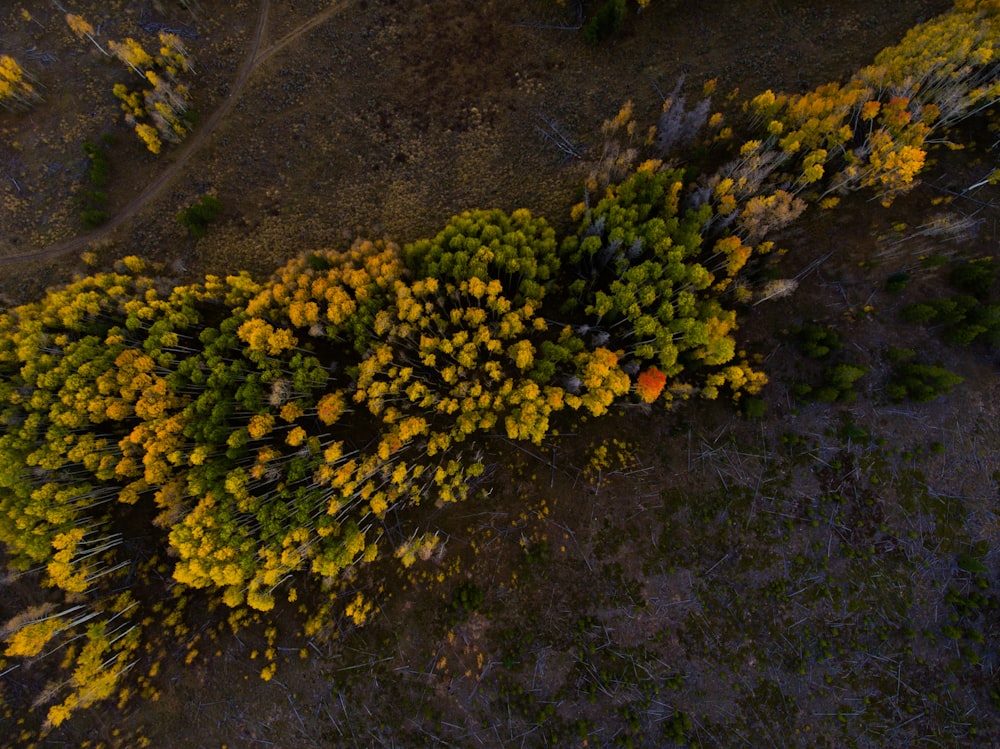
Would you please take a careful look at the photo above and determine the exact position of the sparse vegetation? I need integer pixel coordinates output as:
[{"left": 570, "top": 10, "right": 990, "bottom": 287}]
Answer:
[{"left": 899, "top": 256, "right": 1000, "bottom": 346}]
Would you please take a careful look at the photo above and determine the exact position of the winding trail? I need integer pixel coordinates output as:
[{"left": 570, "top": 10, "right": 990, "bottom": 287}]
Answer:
[
  {"left": 254, "top": 2, "right": 346, "bottom": 67},
  {"left": 1, "top": 0, "right": 347, "bottom": 267}
]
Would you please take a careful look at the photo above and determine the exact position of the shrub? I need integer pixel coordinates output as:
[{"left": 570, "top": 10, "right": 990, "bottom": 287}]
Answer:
[
  {"left": 82, "top": 140, "right": 111, "bottom": 188},
  {"left": 740, "top": 396, "right": 767, "bottom": 419},
  {"left": 838, "top": 420, "right": 869, "bottom": 444},
  {"left": 450, "top": 581, "right": 485, "bottom": 614},
  {"left": 825, "top": 363, "right": 867, "bottom": 392},
  {"left": 901, "top": 302, "right": 939, "bottom": 325},
  {"left": 795, "top": 363, "right": 866, "bottom": 404},
  {"left": 178, "top": 194, "right": 223, "bottom": 239},
  {"left": 902, "top": 292, "right": 1000, "bottom": 347},
  {"left": 583, "top": 0, "right": 627, "bottom": 45},
  {"left": 886, "top": 351, "right": 963, "bottom": 403},
  {"left": 949, "top": 260, "right": 994, "bottom": 299},
  {"left": 885, "top": 271, "right": 911, "bottom": 293},
  {"left": 943, "top": 321, "right": 989, "bottom": 347},
  {"left": 76, "top": 191, "right": 109, "bottom": 229},
  {"left": 794, "top": 324, "right": 842, "bottom": 358},
  {"left": 79, "top": 206, "right": 110, "bottom": 229}
]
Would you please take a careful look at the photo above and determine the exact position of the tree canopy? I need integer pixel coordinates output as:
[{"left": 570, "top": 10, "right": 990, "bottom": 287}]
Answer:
[{"left": 3, "top": 0, "right": 1000, "bottom": 732}]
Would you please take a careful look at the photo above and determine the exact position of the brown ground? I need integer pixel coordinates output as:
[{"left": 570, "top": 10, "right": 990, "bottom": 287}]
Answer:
[
  {"left": 7, "top": 2, "right": 1000, "bottom": 748},
  {"left": 0, "top": 0, "right": 949, "bottom": 299}
]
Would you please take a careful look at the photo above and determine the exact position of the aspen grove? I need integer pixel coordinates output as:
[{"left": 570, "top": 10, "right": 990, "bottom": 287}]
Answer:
[{"left": 3, "top": 0, "right": 1000, "bottom": 732}]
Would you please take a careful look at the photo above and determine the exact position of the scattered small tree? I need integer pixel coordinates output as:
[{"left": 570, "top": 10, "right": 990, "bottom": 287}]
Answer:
[
  {"left": 885, "top": 348, "right": 964, "bottom": 402},
  {"left": 65, "top": 14, "right": 109, "bottom": 56},
  {"left": 177, "top": 194, "right": 222, "bottom": 238},
  {"left": 583, "top": 0, "right": 627, "bottom": 45}
]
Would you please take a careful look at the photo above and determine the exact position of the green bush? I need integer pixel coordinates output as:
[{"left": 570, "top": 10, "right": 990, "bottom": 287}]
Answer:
[
  {"left": 958, "top": 553, "right": 989, "bottom": 575},
  {"left": 886, "top": 346, "right": 916, "bottom": 362},
  {"left": 949, "top": 260, "right": 994, "bottom": 299},
  {"left": 76, "top": 190, "right": 109, "bottom": 229},
  {"left": 790, "top": 353, "right": 865, "bottom": 404},
  {"left": 887, "top": 352, "right": 963, "bottom": 402},
  {"left": 901, "top": 302, "right": 938, "bottom": 324},
  {"left": 583, "top": 0, "right": 627, "bottom": 45},
  {"left": 885, "top": 271, "right": 911, "bottom": 293},
  {"left": 79, "top": 207, "right": 110, "bottom": 229},
  {"left": 931, "top": 295, "right": 977, "bottom": 326},
  {"left": 178, "top": 194, "right": 223, "bottom": 239},
  {"left": 741, "top": 396, "right": 767, "bottom": 419},
  {"left": 794, "top": 324, "right": 842, "bottom": 359},
  {"left": 450, "top": 581, "right": 485, "bottom": 614},
  {"left": 812, "top": 385, "right": 841, "bottom": 403},
  {"left": 792, "top": 382, "right": 814, "bottom": 400},
  {"left": 943, "top": 322, "right": 989, "bottom": 347},
  {"left": 825, "top": 363, "right": 867, "bottom": 392},
  {"left": 82, "top": 140, "right": 110, "bottom": 188},
  {"left": 77, "top": 140, "right": 113, "bottom": 228},
  {"left": 838, "top": 420, "right": 869, "bottom": 444},
  {"left": 902, "top": 293, "right": 1000, "bottom": 347}
]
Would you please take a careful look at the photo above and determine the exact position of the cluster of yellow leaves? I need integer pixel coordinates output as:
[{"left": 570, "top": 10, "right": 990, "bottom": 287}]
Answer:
[
  {"left": 1, "top": 594, "right": 142, "bottom": 730},
  {"left": 246, "top": 239, "right": 405, "bottom": 349},
  {"left": 65, "top": 13, "right": 102, "bottom": 51},
  {"left": 736, "top": 0, "right": 1000, "bottom": 206},
  {"left": 63, "top": 13, "right": 193, "bottom": 152},
  {"left": 344, "top": 592, "right": 374, "bottom": 626},
  {"left": 0, "top": 55, "right": 40, "bottom": 110},
  {"left": 43, "top": 605, "right": 141, "bottom": 729},
  {"left": 395, "top": 532, "right": 441, "bottom": 568},
  {"left": 361, "top": 274, "right": 574, "bottom": 446},
  {"left": 571, "top": 348, "right": 628, "bottom": 416},
  {"left": 707, "top": 235, "right": 750, "bottom": 279},
  {"left": 109, "top": 38, "right": 154, "bottom": 75},
  {"left": 237, "top": 318, "right": 299, "bottom": 358},
  {"left": 701, "top": 359, "right": 768, "bottom": 401},
  {"left": 107, "top": 33, "right": 194, "bottom": 153},
  {"left": 4, "top": 615, "right": 61, "bottom": 658}
]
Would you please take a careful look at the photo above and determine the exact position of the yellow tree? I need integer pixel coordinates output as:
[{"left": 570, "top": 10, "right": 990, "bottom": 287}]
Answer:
[
  {"left": 108, "top": 38, "right": 154, "bottom": 76},
  {"left": 0, "top": 55, "right": 41, "bottom": 110},
  {"left": 65, "top": 14, "right": 109, "bottom": 55}
]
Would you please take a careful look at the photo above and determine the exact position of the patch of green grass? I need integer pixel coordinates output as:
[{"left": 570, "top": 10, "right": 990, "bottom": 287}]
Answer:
[{"left": 792, "top": 323, "right": 843, "bottom": 359}]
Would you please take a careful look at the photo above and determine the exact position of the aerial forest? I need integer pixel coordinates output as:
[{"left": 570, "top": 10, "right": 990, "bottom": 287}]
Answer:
[{"left": 2, "top": 0, "right": 1000, "bottom": 745}]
